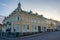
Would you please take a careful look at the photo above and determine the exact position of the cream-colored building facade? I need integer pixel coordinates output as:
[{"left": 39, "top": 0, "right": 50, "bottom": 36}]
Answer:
[
  {"left": 2, "top": 3, "right": 47, "bottom": 33},
  {"left": 2, "top": 2, "right": 60, "bottom": 33}
]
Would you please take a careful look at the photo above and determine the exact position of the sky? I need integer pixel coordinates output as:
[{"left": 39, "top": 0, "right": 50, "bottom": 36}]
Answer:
[{"left": 0, "top": 0, "right": 60, "bottom": 21}]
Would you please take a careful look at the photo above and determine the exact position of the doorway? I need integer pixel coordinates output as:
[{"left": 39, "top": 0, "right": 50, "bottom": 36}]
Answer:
[{"left": 38, "top": 26, "right": 41, "bottom": 33}]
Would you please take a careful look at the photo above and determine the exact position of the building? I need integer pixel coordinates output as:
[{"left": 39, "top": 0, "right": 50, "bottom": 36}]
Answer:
[
  {"left": 46, "top": 19, "right": 57, "bottom": 31},
  {"left": 2, "top": 2, "right": 47, "bottom": 34},
  {"left": 54, "top": 21, "right": 60, "bottom": 31},
  {"left": 2, "top": 2, "right": 60, "bottom": 36},
  {"left": 0, "top": 23, "right": 2, "bottom": 34}
]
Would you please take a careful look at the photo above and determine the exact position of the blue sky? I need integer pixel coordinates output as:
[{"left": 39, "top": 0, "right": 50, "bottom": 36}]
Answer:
[{"left": 0, "top": 0, "right": 60, "bottom": 21}]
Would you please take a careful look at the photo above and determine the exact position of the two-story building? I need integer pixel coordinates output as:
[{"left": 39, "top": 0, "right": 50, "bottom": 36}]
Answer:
[{"left": 2, "top": 2, "right": 47, "bottom": 34}]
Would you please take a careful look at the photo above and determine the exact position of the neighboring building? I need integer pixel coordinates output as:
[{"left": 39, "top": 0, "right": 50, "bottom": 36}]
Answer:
[
  {"left": 0, "top": 23, "right": 2, "bottom": 33},
  {"left": 46, "top": 19, "right": 57, "bottom": 31},
  {"left": 54, "top": 21, "right": 60, "bottom": 31}
]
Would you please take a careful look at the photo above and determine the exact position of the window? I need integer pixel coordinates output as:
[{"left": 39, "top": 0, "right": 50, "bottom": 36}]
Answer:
[
  {"left": 44, "top": 27, "right": 46, "bottom": 30},
  {"left": 32, "top": 25, "right": 34, "bottom": 30},
  {"left": 32, "top": 25, "right": 37, "bottom": 30},
  {"left": 27, "top": 25, "right": 29, "bottom": 30},
  {"left": 23, "top": 25, "right": 25, "bottom": 29},
  {"left": 35, "top": 26, "right": 37, "bottom": 30},
  {"left": 15, "top": 24, "right": 20, "bottom": 32},
  {"left": 11, "top": 18, "right": 14, "bottom": 22},
  {"left": 16, "top": 16, "right": 20, "bottom": 21},
  {"left": 32, "top": 18, "right": 34, "bottom": 22},
  {"left": 32, "top": 18, "right": 36, "bottom": 22}
]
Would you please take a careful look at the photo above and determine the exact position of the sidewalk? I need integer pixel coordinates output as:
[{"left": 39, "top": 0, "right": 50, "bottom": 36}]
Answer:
[{"left": 0, "top": 32, "right": 53, "bottom": 40}]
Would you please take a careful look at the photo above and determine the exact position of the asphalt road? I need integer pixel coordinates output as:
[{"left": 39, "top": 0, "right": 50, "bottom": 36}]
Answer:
[{"left": 0, "top": 31, "right": 60, "bottom": 40}]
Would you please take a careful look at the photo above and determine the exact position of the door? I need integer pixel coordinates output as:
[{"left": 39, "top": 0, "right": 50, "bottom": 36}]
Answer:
[
  {"left": 43, "top": 27, "right": 46, "bottom": 32},
  {"left": 38, "top": 26, "right": 41, "bottom": 32}
]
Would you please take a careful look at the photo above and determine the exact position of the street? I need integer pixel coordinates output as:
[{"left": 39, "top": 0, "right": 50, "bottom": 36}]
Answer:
[{"left": 0, "top": 31, "right": 60, "bottom": 40}]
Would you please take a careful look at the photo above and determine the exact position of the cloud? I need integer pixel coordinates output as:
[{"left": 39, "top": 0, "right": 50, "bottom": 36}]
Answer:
[
  {"left": 0, "top": 2, "right": 8, "bottom": 8},
  {"left": 14, "top": 0, "right": 19, "bottom": 2}
]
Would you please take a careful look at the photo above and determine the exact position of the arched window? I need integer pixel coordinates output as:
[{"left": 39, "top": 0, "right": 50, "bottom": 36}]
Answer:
[{"left": 16, "top": 16, "right": 20, "bottom": 21}]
